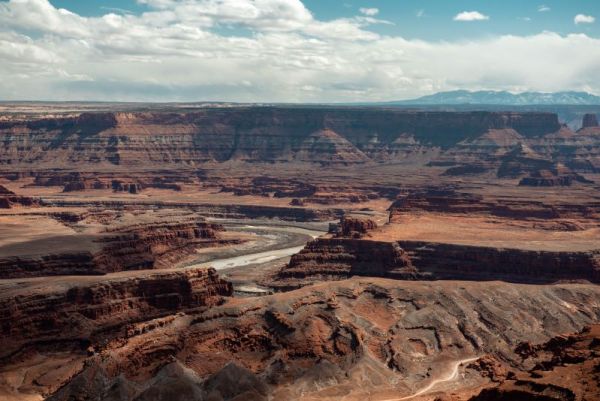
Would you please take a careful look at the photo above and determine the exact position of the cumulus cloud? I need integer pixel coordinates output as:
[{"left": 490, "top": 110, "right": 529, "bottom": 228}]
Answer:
[
  {"left": 0, "top": 0, "right": 599, "bottom": 102},
  {"left": 359, "top": 8, "right": 378, "bottom": 16},
  {"left": 574, "top": 14, "right": 595, "bottom": 25},
  {"left": 453, "top": 11, "right": 490, "bottom": 22}
]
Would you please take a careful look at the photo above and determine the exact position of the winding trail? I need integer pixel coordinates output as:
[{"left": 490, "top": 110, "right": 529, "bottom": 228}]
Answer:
[{"left": 380, "top": 356, "right": 480, "bottom": 401}]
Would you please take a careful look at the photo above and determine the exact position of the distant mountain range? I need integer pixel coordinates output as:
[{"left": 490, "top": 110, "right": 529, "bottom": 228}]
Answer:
[{"left": 389, "top": 90, "right": 600, "bottom": 106}]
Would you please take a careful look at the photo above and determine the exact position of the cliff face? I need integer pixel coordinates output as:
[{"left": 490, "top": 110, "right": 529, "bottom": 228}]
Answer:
[
  {"left": 0, "top": 268, "right": 232, "bottom": 360},
  {"left": 276, "top": 238, "right": 600, "bottom": 287},
  {"left": 0, "top": 184, "right": 41, "bottom": 208},
  {"left": 399, "top": 241, "right": 600, "bottom": 284},
  {"left": 0, "top": 220, "right": 232, "bottom": 279},
  {"left": 389, "top": 188, "right": 600, "bottom": 221},
  {"left": 0, "top": 109, "right": 562, "bottom": 167},
  {"left": 94, "top": 221, "right": 228, "bottom": 273},
  {"left": 279, "top": 238, "right": 414, "bottom": 286}
]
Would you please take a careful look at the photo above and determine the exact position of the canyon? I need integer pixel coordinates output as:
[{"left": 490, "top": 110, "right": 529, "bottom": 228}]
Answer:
[{"left": 0, "top": 104, "right": 599, "bottom": 401}]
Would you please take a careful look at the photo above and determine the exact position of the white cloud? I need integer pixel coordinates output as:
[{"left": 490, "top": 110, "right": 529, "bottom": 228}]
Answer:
[
  {"left": 453, "top": 11, "right": 490, "bottom": 22},
  {"left": 416, "top": 9, "right": 425, "bottom": 18},
  {"left": 0, "top": 0, "right": 599, "bottom": 102},
  {"left": 574, "top": 14, "right": 595, "bottom": 25},
  {"left": 359, "top": 8, "right": 379, "bottom": 17},
  {"left": 538, "top": 5, "right": 551, "bottom": 12},
  {"left": 519, "top": 17, "right": 532, "bottom": 22}
]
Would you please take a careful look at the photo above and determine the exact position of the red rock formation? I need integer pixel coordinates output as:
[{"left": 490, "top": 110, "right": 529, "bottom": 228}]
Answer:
[
  {"left": 95, "top": 221, "right": 229, "bottom": 272},
  {"left": 493, "top": 144, "right": 592, "bottom": 186},
  {"left": 0, "top": 184, "right": 41, "bottom": 208},
  {"left": 43, "top": 198, "right": 343, "bottom": 221},
  {"left": 0, "top": 268, "right": 232, "bottom": 360},
  {"left": 29, "top": 280, "right": 600, "bottom": 401},
  {"left": 0, "top": 109, "right": 563, "bottom": 168},
  {"left": 389, "top": 188, "right": 600, "bottom": 220},
  {"left": 398, "top": 240, "right": 600, "bottom": 284},
  {"left": 335, "top": 216, "right": 378, "bottom": 238},
  {"left": 0, "top": 220, "right": 234, "bottom": 278},
  {"left": 275, "top": 237, "right": 600, "bottom": 287},
  {"left": 469, "top": 325, "right": 600, "bottom": 401},
  {"left": 277, "top": 238, "right": 414, "bottom": 287},
  {"left": 295, "top": 129, "right": 370, "bottom": 164}
]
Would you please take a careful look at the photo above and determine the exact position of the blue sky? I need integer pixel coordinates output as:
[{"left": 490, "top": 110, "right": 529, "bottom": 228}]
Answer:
[
  {"left": 0, "top": 0, "right": 599, "bottom": 102},
  {"left": 49, "top": 0, "right": 600, "bottom": 40}
]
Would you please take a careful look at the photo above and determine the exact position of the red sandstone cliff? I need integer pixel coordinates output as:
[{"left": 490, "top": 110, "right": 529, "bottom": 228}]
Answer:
[
  {"left": 0, "top": 220, "right": 234, "bottom": 279},
  {"left": 0, "top": 109, "right": 564, "bottom": 168},
  {"left": 0, "top": 268, "right": 232, "bottom": 361}
]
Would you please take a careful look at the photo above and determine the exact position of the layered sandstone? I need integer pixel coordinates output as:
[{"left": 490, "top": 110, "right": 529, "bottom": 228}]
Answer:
[
  {"left": 334, "top": 216, "right": 378, "bottom": 238},
  {"left": 399, "top": 240, "right": 600, "bottom": 284},
  {"left": 0, "top": 184, "right": 41, "bottom": 208},
  {"left": 389, "top": 188, "right": 600, "bottom": 221},
  {"left": 275, "top": 238, "right": 600, "bottom": 287},
  {"left": 277, "top": 238, "right": 414, "bottom": 287},
  {"left": 0, "top": 220, "right": 232, "bottom": 278},
  {"left": 0, "top": 268, "right": 232, "bottom": 361},
  {"left": 43, "top": 198, "right": 343, "bottom": 221},
  {"left": 0, "top": 109, "right": 563, "bottom": 169}
]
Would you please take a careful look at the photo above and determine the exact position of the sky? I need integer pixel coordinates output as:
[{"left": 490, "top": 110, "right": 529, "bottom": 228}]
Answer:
[{"left": 0, "top": 0, "right": 599, "bottom": 102}]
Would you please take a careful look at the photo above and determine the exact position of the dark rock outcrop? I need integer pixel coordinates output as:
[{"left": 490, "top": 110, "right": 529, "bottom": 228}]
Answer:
[
  {"left": 581, "top": 113, "right": 599, "bottom": 129},
  {"left": 33, "top": 280, "right": 600, "bottom": 401},
  {"left": 399, "top": 241, "right": 600, "bottom": 284}
]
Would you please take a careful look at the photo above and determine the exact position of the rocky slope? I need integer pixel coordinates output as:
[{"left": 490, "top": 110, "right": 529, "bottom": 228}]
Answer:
[
  {"left": 15, "top": 279, "right": 599, "bottom": 401},
  {"left": 0, "top": 268, "right": 232, "bottom": 363},
  {"left": 468, "top": 325, "right": 600, "bottom": 401}
]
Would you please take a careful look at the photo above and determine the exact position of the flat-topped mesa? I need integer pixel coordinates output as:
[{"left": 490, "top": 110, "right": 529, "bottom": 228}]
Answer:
[
  {"left": 0, "top": 108, "right": 563, "bottom": 167},
  {"left": 334, "top": 216, "right": 378, "bottom": 238},
  {"left": 275, "top": 237, "right": 600, "bottom": 288},
  {"left": 399, "top": 241, "right": 600, "bottom": 284},
  {"left": 388, "top": 187, "right": 600, "bottom": 220},
  {"left": 278, "top": 238, "right": 415, "bottom": 287},
  {"left": 581, "top": 113, "right": 599, "bottom": 129}
]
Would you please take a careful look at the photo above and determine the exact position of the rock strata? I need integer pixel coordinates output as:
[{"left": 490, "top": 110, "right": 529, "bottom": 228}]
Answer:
[{"left": 0, "top": 220, "right": 233, "bottom": 278}]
